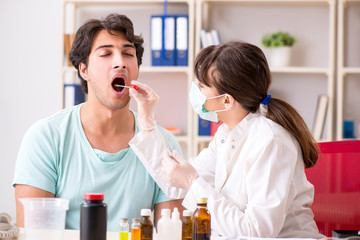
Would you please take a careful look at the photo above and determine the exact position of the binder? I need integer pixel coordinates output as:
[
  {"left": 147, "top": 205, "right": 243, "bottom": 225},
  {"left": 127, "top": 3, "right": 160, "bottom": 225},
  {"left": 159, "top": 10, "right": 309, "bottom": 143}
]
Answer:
[
  {"left": 210, "top": 29, "right": 221, "bottom": 45},
  {"left": 200, "top": 29, "right": 209, "bottom": 48},
  {"left": 198, "top": 118, "right": 211, "bottom": 136},
  {"left": 162, "top": 15, "right": 176, "bottom": 66},
  {"left": 151, "top": 15, "right": 163, "bottom": 66},
  {"left": 64, "top": 83, "right": 85, "bottom": 108},
  {"left": 175, "top": 15, "right": 188, "bottom": 66}
]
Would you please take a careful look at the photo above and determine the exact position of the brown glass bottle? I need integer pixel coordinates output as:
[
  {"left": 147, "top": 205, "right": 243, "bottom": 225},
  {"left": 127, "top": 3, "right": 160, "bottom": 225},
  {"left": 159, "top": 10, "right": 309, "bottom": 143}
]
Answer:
[
  {"left": 140, "top": 209, "right": 153, "bottom": 240},
  {"left": 192, "top": 198, "right": 211, "bottom": 240},
  {"left": 182, "top": 210, "right": 193, "bottom": 240}
]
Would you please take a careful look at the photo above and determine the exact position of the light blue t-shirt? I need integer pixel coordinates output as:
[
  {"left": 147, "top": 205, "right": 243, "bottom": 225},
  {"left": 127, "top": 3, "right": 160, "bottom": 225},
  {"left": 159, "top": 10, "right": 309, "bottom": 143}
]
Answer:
[{"left": 13, "top": 104, "right": 182, "bottom": 231}]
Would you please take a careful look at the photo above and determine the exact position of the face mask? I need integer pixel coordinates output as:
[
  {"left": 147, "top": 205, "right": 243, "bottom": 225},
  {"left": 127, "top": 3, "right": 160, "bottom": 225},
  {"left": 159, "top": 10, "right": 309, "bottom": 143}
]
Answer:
[{"left": 189, "top": 82, "right": 228, "bottom": 123}]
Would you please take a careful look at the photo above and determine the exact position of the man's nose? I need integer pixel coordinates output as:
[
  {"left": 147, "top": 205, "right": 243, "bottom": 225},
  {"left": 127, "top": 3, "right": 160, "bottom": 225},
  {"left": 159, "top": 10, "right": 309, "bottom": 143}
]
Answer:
[{"left": 113, "top": 54, "right": 126, "bottom": 69}]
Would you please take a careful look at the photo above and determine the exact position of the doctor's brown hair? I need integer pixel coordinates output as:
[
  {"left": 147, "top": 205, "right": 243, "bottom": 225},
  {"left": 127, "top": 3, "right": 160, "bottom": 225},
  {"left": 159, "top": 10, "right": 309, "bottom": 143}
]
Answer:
[
  {"left": 69, "top": 13, "right": 144, "bottom": 94},
  {"left": 194, "top": 41, "right": 318, "bottom": 168}
]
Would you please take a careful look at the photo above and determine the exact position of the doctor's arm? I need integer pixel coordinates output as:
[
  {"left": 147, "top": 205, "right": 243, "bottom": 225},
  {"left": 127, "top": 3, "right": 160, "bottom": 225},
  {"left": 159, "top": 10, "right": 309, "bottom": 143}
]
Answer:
[{"left": 182, "top": 139, "right": 297, "bottom": 237}]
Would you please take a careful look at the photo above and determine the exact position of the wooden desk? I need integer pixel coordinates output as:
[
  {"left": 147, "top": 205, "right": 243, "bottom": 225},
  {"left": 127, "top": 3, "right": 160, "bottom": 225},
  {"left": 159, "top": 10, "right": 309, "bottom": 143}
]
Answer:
[{"left": 18, "top": 228, "right": 225, "bottom": 240}]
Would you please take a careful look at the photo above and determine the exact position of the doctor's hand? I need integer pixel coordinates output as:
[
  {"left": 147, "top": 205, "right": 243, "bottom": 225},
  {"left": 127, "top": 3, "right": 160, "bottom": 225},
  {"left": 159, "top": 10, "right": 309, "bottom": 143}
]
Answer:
[
  {"left": 162, "top": 150, "right": 199, "bottom": 190},
  {"left": 129, "top": 80, "right": 159, "bottom": 131}
]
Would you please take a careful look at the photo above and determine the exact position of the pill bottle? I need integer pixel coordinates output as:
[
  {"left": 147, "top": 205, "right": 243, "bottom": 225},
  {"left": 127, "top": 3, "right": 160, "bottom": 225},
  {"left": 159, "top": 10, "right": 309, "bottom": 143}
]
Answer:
[
  {"left": 140, "top": 209, "right": 153, "bottom": 240},
  {"left": 131, "top": 218, "right": 141, "bottom": 240},
  {"left": 182, "top": 210, "right": 192, "bottom": 240},
  {"left": 119, "top": 218, "right": 129, "bottom": 240},
  {"left": 80, "top": 193, "right": 107, "bottom": 240},
  {"left": 192, "top": 198, "right": 211, "bottom": 240}
]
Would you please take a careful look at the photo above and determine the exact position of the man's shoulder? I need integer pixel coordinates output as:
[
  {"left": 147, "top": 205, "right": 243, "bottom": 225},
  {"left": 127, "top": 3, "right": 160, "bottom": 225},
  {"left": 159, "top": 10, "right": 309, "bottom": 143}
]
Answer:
[{"left": 27, "top": 105, "right": 80, "bottom": 137}]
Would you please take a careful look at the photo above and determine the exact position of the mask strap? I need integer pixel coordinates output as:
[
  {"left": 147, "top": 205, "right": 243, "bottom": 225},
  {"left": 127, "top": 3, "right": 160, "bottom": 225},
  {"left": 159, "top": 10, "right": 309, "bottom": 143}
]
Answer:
[{"left": 207, "top": 94, "right": 227, "bottom": 100}]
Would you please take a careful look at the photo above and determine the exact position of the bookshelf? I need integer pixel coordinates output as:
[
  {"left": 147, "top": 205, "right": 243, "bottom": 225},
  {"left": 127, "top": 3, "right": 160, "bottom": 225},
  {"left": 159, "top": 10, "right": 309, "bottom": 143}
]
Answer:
[
  {"left": 61, "top": 0, "right": 195, "bottom": 158},
  {"left": 193, "top": 0, "right": 336, "bottom": 154},
  {"left": 336, "top": 0, "right": 360, "bottom": 140}
]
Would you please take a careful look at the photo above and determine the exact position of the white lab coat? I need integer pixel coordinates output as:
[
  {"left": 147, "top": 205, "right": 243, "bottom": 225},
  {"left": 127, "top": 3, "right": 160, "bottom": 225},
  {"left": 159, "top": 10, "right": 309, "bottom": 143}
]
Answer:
[{"left": 129, "top": 111, "right": 324, "bottom": 238}]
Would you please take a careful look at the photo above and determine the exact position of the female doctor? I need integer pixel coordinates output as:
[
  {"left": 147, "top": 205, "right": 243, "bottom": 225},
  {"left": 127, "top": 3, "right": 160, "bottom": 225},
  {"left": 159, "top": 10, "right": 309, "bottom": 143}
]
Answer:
[{"left": 129, "top": 41, "right": 324, "bottom": 238}]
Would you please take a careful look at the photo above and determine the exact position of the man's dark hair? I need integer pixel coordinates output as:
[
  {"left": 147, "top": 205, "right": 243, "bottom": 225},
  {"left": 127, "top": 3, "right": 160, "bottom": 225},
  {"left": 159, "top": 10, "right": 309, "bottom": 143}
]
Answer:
[{"left": 69, "top": 13, "right": 144, "bottom": 93}]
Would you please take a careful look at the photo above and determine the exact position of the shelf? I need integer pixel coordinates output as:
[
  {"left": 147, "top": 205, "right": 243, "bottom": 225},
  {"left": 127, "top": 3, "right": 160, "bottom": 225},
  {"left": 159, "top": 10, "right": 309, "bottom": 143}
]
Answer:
[
  {"left": 174, "top": 135, "right": 190, "bottom": 142},
  {"left": 196, "top": 136, "right": 213, "bottom": 142},
  {"left": 63, "top": 66, "right": 191, "bottom": 74},
  {"left": 64, "top": 0, "right": 193, "bottom": 5},
  {"left": 140, "top": 66, "right": 191, "bottom": 74},
  {"left": 199, "top": 0, "right": 333, "bottom": 6},
  {"left": 270, "top": 66, "right": 330, "bottom": 75},
  {"left": 340, "top": 67, "right": 360, "bottom": 75}
]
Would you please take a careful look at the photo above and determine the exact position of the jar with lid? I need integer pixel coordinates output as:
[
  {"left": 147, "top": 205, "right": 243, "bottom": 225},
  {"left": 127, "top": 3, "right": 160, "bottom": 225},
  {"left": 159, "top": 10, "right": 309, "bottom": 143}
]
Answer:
[
  {"left": 131, "top": 218, "right": 141, "bottom": 240},
  {"left": 182, "top": 210, "right": 192, "bottom": 240},
  {"left": 192, "top": 198, "right": 211, "bottom": 240},
  {"left": 119, "top": 218, "right": 129, "bottom": 240},
  {"left": 80, "top": 193, "right": 107, "bottom": 240},
  {"left": 140, "top": 209, "right": 153, "bottom": 240}
]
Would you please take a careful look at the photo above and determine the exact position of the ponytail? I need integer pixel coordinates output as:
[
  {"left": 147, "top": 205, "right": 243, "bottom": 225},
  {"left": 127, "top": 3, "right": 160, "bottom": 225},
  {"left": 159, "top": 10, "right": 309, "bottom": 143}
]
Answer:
[{"left": 266, "top": 98, "right": 319, "bottom": 168}]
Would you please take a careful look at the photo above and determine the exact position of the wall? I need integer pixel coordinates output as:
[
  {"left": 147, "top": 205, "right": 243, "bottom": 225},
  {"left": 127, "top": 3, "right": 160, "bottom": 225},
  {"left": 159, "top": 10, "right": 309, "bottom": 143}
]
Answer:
[
  {"left": 0, "top": 0, "right": 62, "bottom": 222},
  {"left": 0, "top": 0, "right": 358, "bottom": 224}
]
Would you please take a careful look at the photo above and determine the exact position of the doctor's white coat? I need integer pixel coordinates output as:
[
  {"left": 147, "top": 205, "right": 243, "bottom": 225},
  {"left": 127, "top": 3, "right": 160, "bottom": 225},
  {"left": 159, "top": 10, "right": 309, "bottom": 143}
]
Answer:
[{"left": 130, "top": 112, "right": 324, "bottom": 238}]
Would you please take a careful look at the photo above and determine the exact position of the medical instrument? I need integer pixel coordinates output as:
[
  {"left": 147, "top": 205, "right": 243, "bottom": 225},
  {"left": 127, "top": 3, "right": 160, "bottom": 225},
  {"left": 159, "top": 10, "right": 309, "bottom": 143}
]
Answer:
[
  {"left": 193, "top": 198, "right": 211, "bottom": 240},
  {"left": 114, "top": 84, "right": 139, "bottom": 90},
  {"left": 160, "top": 131, "right": 181, "bottom": 164}
]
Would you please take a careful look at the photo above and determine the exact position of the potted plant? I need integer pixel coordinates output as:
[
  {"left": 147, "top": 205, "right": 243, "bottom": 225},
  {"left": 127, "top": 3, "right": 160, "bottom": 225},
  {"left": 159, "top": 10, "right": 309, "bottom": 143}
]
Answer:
[{"left": 261, "top": 31, "right": 297, "bottom": 67}]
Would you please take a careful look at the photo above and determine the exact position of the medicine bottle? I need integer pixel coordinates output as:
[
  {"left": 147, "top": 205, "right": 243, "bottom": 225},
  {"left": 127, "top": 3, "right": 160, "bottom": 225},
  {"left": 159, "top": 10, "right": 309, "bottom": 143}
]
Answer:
[
  {"left": 119, "top": 218, "right": 129, "bottom": 240},
  {"left": 157, "top": 209, "right": 172, "bottom": 240},
  {"left": 131, "top": 218, "right": 141, "bottom": 240},
  {"left": 172, "top": 208, "right": 182, "bottom": 240},
  {"left": 140, "top": 209, "right": 153, "bottom": 240},
  {"left": 192, "top": 198, "right": 211, "bottom": 240},
  {"left": 182, "top": 210, "right": 192, "bottom": 240},
  {"left": 80, "top": 193, "right": 107, "bottom": 240}
]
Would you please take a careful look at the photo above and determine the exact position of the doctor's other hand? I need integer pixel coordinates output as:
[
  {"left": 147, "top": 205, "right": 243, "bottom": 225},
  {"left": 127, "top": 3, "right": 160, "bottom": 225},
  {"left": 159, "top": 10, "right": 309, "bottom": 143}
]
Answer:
[
  {"left": 129, "top": 80, "right": 159, "bottom": 131},
  {"left": 162, "top": 150, "right": 199, "bottom": 190}
]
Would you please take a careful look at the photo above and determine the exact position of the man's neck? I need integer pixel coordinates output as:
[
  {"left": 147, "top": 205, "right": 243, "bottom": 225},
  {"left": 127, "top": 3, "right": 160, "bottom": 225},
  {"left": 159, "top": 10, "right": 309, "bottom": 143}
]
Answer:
[{"left": 79, "top": 102, "right": 136, "bottom": 153}]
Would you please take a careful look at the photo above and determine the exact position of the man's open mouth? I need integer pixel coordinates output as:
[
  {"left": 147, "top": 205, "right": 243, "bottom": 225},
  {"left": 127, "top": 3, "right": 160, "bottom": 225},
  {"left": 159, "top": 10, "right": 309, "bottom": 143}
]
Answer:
[{"left": 112, "top": 77, "right": 125, "bottom": 92}]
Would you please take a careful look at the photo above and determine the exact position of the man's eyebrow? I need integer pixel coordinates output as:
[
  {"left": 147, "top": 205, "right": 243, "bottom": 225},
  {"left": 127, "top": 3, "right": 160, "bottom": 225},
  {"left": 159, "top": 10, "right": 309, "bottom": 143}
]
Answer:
[
  {"left": 95, "top": 44, "right": 113, "bottom": 51},
  {"left": 94, "top": 44, "right": 135, "bottom": 51},
  {"left": 123, "top": 43, "right": 136, "bottom": 49}
]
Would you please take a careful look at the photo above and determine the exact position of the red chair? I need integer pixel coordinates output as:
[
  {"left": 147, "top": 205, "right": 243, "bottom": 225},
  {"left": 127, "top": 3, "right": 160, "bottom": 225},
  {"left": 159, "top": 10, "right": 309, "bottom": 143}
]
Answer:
[{"left": 305, "top": 140, "right": 360, "bottom": 237}]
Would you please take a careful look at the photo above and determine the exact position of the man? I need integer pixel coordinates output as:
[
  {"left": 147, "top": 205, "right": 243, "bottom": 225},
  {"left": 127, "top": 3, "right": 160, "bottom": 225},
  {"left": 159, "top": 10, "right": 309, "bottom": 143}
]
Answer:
[{"left": 13, "top": 13, "right": 184, "bottom": 231}]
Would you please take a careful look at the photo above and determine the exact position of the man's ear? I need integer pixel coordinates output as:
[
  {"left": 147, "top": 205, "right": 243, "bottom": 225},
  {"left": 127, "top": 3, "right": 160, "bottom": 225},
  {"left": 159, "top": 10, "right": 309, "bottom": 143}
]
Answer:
[
  {"left": 223, "top": 94, "right": 235, "bottom": 110},
  {"left": 79, "top": 63, "right": 89, "bottom": 81}
]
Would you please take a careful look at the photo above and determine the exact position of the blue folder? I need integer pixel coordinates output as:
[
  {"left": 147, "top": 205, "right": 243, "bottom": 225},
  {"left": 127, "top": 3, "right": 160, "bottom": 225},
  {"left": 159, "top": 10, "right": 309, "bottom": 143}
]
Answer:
[
  {"left": 151, "top": 15, "right": 163, "bottom": 66},
  {"left": 162, "top": 15, "right": 176, "bottom": 66},
  {"left": 175, "top": 15, "right": 188, "bottom": 66}
]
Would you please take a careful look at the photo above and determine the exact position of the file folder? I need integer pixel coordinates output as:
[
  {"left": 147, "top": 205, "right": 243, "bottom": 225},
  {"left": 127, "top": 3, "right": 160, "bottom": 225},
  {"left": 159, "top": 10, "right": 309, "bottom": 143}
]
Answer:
[
  {"left": 151, "top": 15, "right": 163, "bottom": 66},
  {"left": 175, "top": 15, "right": 188, "bottom": 66},
  {"left": 210, "top": 29, "right": 221, "bottom": 45},
  {"left": 64, "top": 83, "right": 85, "bottom": 108},
  {"left": 198, "top": 118, "right": 211, "bottom": 136},
  {"left": 162, "top": 15, "right": 176, "bottom": 66}
]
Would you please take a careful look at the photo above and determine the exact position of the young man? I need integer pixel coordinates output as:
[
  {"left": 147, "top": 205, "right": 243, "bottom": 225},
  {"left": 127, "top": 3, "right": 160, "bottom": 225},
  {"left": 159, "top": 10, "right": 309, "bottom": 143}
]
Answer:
[{"left": 13, "top": 13, "right": 184, "bottom": 231}]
